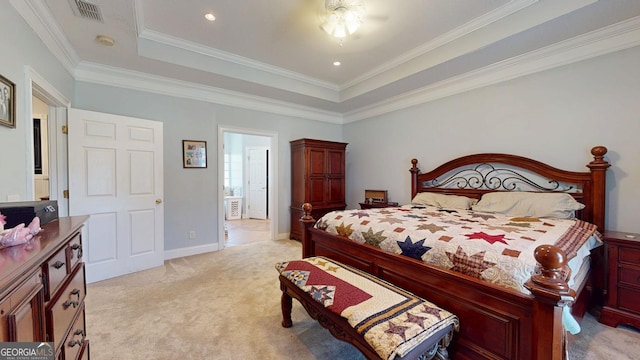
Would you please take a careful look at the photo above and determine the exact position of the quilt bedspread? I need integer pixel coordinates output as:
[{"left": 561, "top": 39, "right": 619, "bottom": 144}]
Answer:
[
  {"left": 314, "top": 205, "right": 601, "bottom": 294},
  {"left": 276, "top": 257, "right": 459, "bottom": 360}
]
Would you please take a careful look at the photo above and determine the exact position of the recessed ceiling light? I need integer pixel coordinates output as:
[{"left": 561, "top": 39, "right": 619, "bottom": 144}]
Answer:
[
  {"left": 333, "top": 61, "right": 341, "bottom": 66},
  {"left": 205, "top": 13, "right": 216, "bottom": 21},
  {"left": 96, "top": 35, "right": 115, "bottom": 46}
]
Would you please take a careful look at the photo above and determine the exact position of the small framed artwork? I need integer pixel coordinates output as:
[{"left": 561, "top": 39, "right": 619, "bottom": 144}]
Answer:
[
  {"left": 0, "top": 74, "right": 16, "bottom": 128},
  {"left": 182, "top": 140, "right": 207, "bottom": 168}
]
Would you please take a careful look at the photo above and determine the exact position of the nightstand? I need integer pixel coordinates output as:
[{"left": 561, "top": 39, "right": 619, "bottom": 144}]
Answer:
[
  {"left": 359, "top": 202, "right": 398, "bottom": 209},
  {"left": 599, "top": 231, "right": 640, "bottom": 329}
]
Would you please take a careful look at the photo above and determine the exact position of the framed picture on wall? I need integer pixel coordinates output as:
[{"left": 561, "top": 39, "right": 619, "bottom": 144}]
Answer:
[
  {"left": 183, "top": 140, "right": 207, "bottom": 168},
  {"left": 0, "top": 74, "right": 16, "bottom": 128}
]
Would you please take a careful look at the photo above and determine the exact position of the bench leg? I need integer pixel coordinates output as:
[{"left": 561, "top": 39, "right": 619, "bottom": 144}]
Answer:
[
  {"left": 434, "top": 330, "right": 454, "bottom": 360},
  {"left": 417, "top": 329, "right": 454, "bottom": 360},
  {"left": 281, "top": 287, "right": 293, "bottom": 328}
]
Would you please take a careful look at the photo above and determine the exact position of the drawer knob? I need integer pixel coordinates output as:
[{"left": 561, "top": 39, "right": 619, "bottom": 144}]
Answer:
[
  {"left": 52, "top": 260, "right": 65, "bottom": 269},
  {"left": 71, "top": 244, "right": 83, "bottom": 259},
  {"left": 68, "top": 339, "right": 84, "bottom": 348},
  {"left": 63, "top": 289, "right": 81, "bottom": 309},
  {"left": 68, "top": 329, "right": 86, "bottom": 348}
]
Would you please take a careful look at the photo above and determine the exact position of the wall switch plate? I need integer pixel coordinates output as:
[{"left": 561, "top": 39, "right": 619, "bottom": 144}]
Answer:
[{"left": 189, "top": 231, "right": 196, "bottom": 239}]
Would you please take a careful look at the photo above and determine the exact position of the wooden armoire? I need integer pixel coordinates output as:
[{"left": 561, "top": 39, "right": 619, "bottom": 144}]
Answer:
[{"left": 290, "top": 138, "right": 347, "bottom": 240}]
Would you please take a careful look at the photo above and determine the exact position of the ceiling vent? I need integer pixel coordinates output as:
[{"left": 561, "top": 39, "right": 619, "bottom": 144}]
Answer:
[{"left": 68, "top": 0, "right": 103, "bottom": 22}]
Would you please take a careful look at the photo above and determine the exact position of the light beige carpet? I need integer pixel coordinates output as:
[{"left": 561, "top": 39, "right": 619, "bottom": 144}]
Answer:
[{"left": 85, "top": 239, "right": 640, "bottom": 360}]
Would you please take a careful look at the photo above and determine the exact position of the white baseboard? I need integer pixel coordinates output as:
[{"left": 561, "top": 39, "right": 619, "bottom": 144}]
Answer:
[{"left": 164, "top": 242, "right": 220, "bottom": 260}]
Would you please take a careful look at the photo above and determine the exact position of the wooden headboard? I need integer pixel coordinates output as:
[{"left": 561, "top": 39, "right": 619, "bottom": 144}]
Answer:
[{"left": 409, "top": 146, "right": 610, "bottom": 231}]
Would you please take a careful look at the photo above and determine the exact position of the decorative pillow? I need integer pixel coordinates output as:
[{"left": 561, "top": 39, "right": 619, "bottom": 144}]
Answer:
[
  {"left": 471, "top": 192, "right": 585, "bottom": 219},
  {"left": 411, "top": 192, "right": 478, "bottom": 210}
]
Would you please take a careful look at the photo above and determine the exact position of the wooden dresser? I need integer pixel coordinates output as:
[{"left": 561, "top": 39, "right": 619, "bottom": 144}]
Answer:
[
  {"left": 599, "top": 230, "right": 640, "bottom": 329},
  {"left": 290, "top": 138, "right": 347, "bottom": 240},
  {"left": 0, "top": 216, "right": 90, "bottom": 360}
]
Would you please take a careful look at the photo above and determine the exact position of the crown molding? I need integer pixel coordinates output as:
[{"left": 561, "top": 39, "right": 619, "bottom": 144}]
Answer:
[
  {"left": 138, "top": 28, "right": 339, "bottom": 90},
  {"left": 10, "top": 0, "right": 80, "bottom": 76},
  {"left": 340, "top": 0, "right": 538, "bottom": 93},
  {"left": 136, "top": 30, "right": 340, "bottom": 102},
  {"left": 339, "top": 0, "right": 598, "bottom": 101},
  {"left": 134, "top": 1, "right": 540, "bottom": 103},
  {"left": 73, "top": 62, "right": 344, "bottom": 124},
  {"left": 343, "top": 15, "right": 640, "bottom": 123},
  {"left": 132, "top": 1, "right": 338, "bottom": 102},
  {"left": 14, "top": 0, "right": 639, "bottom": 126}
]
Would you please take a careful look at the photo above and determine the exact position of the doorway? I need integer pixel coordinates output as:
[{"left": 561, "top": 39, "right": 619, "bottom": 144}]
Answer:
[
  {"left": 25, "top": 67, "right": 71, "bottom": 215},
  {"left": 32, "top": 96, "right": 49, "bottom": 201},
  {"left": 218, "top": 127, "right": 278, "bottom": 249}
]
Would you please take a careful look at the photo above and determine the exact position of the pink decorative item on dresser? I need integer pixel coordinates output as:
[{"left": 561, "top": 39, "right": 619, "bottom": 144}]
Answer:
[{"left": 0, "top": 215, "right": 41, "bottom": 247}]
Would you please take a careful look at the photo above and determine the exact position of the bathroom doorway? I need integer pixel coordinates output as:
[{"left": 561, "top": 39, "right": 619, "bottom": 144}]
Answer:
[{"left": 219, "top": 127, "right": 278, "bottom": 248}]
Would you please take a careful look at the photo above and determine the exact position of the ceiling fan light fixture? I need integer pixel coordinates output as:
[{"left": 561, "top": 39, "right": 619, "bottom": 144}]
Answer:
[{"left": 322, "top": 0, "right": 365, "bottom": 39}]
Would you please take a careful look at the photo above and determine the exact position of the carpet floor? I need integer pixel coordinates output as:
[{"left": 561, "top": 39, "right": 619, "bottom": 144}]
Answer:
[{"left": 85, "top": 239, "right": 640, "bottom": 359}]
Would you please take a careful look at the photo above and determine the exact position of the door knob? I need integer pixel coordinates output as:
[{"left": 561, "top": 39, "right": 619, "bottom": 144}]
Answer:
[{"left": 156, "top": 199, "right": 163, "bottom": 204}]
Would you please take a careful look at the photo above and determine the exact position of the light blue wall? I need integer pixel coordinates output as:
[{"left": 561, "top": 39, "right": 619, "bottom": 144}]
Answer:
[
  {"left": 344, "top": 46, "right": 640, "bottom": 233},
  {"left": 73, "top": 82, "right": 343, "bottom": 250},
  {"left": 0, "top": 5, "right": 74, "bottom": 201}
]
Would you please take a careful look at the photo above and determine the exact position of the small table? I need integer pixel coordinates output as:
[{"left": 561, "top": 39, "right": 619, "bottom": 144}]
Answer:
[{"left": 599, "top": 230, "right": 640, "bottom": 329}]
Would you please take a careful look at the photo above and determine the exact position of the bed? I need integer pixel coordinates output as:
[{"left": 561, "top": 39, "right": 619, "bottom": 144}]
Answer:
[{"left": 298, "top": 146, "right": 610, "bottom": 360}]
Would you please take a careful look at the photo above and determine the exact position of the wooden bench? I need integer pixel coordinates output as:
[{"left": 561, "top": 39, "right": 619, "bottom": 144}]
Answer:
[{"left": 277, "top": 257, "right": 459, "bottom": 360}]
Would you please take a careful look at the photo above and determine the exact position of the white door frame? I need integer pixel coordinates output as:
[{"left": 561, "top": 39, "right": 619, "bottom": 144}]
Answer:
[
  {"left": 218, "top": 126, "right": 278, "bottom": 249},
  {"left": 24, "top": 66, "right": 71, "bottom": 214}
]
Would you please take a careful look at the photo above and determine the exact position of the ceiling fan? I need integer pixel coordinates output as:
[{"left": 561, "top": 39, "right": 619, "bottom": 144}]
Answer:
[{"left": 320, "top": 0, "right": 366, "bottom": 39}]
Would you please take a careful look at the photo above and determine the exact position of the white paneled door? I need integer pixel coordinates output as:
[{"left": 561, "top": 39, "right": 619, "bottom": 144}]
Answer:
[
  {"left": 247, "top": 147, "right": 267, "bottom": 220},
  {"left": 68, "top": 109, "right": 163, "bottom": 283}
]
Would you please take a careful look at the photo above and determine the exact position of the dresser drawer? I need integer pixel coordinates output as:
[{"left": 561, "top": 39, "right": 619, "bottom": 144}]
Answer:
[
  {"left": 44, "top": 246, "right": 68, "bottom": 301},
  {"left": 619, "top": 247, "right": 640, "bottom": 265},
  {"left": 63, "top": 305, "right": 87, "bottom": 360},
  {"left": 619, "top": 266, "right": 640, "bottom": 287},
  {"left": 47, "top": 264, "right": 86, "bottom": 351},
  {"left": 618, "top": 286, "right": 640, "bottom": 314},
  {"left": 5, "top": 270, "right": 42, "bottom": 308},
  {"left": 0, "top": 270, "right": 44, "bottom": 342},
  {"left": 67, "top": 234, "right": 83, "bottom": 272}
]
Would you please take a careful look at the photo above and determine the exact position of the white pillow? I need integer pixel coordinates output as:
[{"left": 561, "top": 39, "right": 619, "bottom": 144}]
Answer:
[
  {"left": 411, "top": 192, "right": 478, "bottom": 210},
  {"left": 471, "top": 192, "right": 585, "bottom": 219}
]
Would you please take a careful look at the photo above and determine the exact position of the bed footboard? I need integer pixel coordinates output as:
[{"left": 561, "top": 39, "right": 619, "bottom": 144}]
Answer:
[{"left": 300, "top": 204, "right": 575, "bottom": 360}]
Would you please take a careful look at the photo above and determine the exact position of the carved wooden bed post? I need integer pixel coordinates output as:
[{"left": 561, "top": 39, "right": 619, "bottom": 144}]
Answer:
[
  {"left": 300, "top": 203, "right": 316, "bottom": 258},
  {"left": 525, "top": 245, "right": 576, "bottom": 360},
  {"left": 410, "top": 159, "right": 420, "bottom": 199},
  {"left": 587, "top": 146, "right": 610, "bottom": 231}
]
